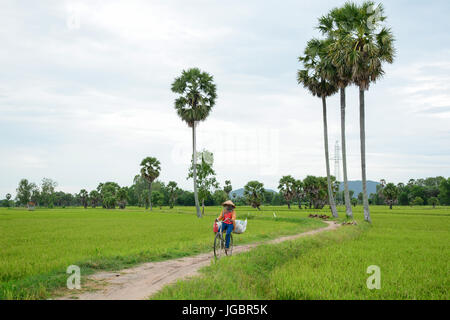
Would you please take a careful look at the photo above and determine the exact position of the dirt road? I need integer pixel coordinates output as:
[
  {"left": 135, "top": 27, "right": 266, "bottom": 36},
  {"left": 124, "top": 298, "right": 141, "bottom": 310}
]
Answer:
[{"left": 59, "top": 220, "right": 340, "bottom": 300}]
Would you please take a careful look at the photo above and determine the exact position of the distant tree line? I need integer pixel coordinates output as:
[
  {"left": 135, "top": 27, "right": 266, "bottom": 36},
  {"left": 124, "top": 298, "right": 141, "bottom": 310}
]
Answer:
[
  {"left": 2, "top": 177, "right": 218, "bottom": 209},
  {"left": 366, "top": 177, "right": 449, "bottom": 208},
  {"left": 2, "top": 176, "right": 449, "bottom": 209},
  {"left": 333, "top": 176, "right": 450, "bottom": 208}
]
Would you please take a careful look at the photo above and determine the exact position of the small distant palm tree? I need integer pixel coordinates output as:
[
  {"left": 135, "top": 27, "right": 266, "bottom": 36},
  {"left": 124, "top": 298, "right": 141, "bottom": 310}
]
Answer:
[
  {"left": 140, "top": 157, "right": 161, "bottom": 211},
  {"left": 5, "top": 193, "right": 11, "bottom": 207},
  {"left": 327, "top": 1, "right": 395, "bottom": 223},
  {"left": 223, "top": 180, "right": 233, "bottom": 199},
  {"left": 278, "top": 175, "right": 296, "bottom": 209},
  {"left": 429, "top": 197, "right": 439, "bottom": 209},
  {"left": 382, "top": 183, "right": 398, "bottom": 209},
  {"left": 117, "top": 187, "right": 128, "bottom": 209},
  {"left": 171, "top": 68, "right": 217, "bottom": 218},
  {"left": 298, "top": 39, "right": 339, "bottom": 218},
  {"left": 244, "top": 181, "right": 265, "bottom": 210},
  {"left": 89, "top": 190, "right": 100, "bottom": 208},
  {"left": 167, "top": 181, "right": 179, "bottom": 209},
  {"left": 79, "top": 189, "right": 88, "bottom": 209},
  {"left": 293, "top": 179, "right": 305, "bottom": 209}
]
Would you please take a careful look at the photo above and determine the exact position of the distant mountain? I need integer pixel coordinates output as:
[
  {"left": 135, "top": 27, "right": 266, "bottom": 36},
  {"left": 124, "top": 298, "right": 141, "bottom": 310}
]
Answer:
[
  {"left": 230, "top": 188, "right": 275, "bottom": 199},
  {"left": 339, "top": 180, "right": 379, "bottom": 196}
]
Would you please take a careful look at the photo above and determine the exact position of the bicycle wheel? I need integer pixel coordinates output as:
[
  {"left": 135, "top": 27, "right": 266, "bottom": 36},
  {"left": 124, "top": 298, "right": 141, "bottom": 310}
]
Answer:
[
  {"left": 214, "top": 232, "right": 225, "bottom": 259},
  {"left": 226, "top": 234, "right": 233, "bottom": 256}
]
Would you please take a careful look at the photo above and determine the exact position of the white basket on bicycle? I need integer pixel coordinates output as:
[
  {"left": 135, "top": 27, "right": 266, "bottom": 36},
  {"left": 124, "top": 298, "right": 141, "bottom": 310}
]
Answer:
[{"left": 233, "top": 219, "right": 247, "bottom": 234}]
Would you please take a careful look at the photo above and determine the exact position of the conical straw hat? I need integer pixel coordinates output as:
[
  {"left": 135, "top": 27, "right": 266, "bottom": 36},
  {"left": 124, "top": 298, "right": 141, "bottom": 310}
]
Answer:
[{"left": 222, "top": 200, "right": 236, "bottom": 208}]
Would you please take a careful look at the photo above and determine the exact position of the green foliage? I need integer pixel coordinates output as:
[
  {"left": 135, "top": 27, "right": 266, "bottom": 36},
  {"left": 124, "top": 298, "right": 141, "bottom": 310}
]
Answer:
[
  {"left": 323, "top": 1, "right": 395, "bottom": 90},
  {"left": 439, "top": 178, "right": 450, "bottom": 205},
  {"left": 178, "top": 191, "right": 195, "bottom": 206},
  {"left": 117, "top": 187, "right": 129, "bottom": 209},
  {"left": 293, "top": 179, "right": 305, "bottom": 208},
  {"left": 171, "top": 68, "right": 217, "bottom": 127},
  {"left": 382, "top": 183, "right": 398, "bottom": 209},
  {"left": 412, "top": 197, "right": 424, "bottom": 206},
  {"left": 428, "top": 197, "right": 439, "bottom": 208},
  {"left": 390, "top": 177, "right": 445, "bottom": 206},
  {"left": 140, "top": 157, "right": 161, "bottom": 211},
  {"left": 16, "top": 179, "right": 33, "bottom": 206},
  {"left": 303, "top": 175, "right": 328, "bottom": 209},
  {"left": 212, "top": 190, "right": 227, "bottom": 206},
  {"left": 223, "top": 180, "right": 232, "bottom": 198},
  {"left": 244, "top": 181, "right": 265, "bottom": 210},
  {"left": 98, "top": 182, "right": 120, "bottom": 209},
  {"left": 188, "top": 150, "right": 219, "bottom": 212},
  {"left": 41, "top": 178, "right": 57, "bottom": 208},
  {"left": 2, "top": 194, "right": 12, "bottom": 208},
  {"left": 297, "top": 39, "right": 338, "bottom": 99},
  {"left": 278, "top": 175, "right": 296, "bottom": 209},
  {"left": 398, "top": 192, "right": 409, "bottom": 206},
  {"left": 151, "top": 191, "right": 164, "bottom": 209},
  {"left": 167, "top": 181, "right": 180, "bottom": 209},
  {"left": 89, "top": 190, "right": 100, "bottom": 208},
  {"left": 131, "top": 175, "right": 149, "bottom": 207},
  {"left": 79, "top": 189, "right": 89, "bottom": 209},
  {"left": 140, "top": 157, "right": 161, "bottom": 184},
  {"left": 8, "top": 175, "right": 449, "bottom": 209}
]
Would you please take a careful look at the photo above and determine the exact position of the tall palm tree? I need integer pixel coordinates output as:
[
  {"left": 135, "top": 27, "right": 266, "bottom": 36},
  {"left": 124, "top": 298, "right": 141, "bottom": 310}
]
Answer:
[
  {"left": 298, "top": 39, "right": 339, "bottom": 218},
  {"left": 140, "top": 157, "right": 161, "bottom": 211},
  {"left": 318, "top": 10, "right": 354, "bottom": 219},
  {"left": 328, "top": 1, "right": 395, "bottom": 223},
  {"left": 171, "top": 68, "right": 217, "bottom": 218}
]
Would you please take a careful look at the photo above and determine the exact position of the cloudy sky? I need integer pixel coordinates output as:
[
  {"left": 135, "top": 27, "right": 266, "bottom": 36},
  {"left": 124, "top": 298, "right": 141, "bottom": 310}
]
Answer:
[{"left": 1, "top": 0, "right": 449, "bottom": 196}]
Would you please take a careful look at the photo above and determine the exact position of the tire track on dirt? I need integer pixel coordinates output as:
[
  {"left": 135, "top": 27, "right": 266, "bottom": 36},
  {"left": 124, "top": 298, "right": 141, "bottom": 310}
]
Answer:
[{"left": 58, "top": 221, "right": 340, "bottom": 300}]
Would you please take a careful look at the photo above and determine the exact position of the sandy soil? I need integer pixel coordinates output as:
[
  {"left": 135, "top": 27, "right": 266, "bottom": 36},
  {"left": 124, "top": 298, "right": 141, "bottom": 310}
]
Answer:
[{"left": 57, "top": 220, "right": 340, "bottom": 300}]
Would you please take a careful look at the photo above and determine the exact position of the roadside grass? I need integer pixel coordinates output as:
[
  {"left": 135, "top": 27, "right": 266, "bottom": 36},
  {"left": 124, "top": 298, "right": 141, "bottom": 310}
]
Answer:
[
  {"left": 152, "top": 206, "right": 449, "bottom": 300},
  {"left": 0, "top": 206, "right": 324, "bottom": 299}
]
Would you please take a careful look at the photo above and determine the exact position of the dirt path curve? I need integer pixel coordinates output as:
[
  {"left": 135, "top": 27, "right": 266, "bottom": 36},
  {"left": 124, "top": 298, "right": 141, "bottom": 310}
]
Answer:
[{"left": 59, "top": 221, "right": 340, "bottom": 300}]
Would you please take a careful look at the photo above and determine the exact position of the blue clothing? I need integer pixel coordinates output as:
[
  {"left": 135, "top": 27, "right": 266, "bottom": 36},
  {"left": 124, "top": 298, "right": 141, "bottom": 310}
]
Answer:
[{"left": 220, "top": 222, "right": 233, "bottom": 248}]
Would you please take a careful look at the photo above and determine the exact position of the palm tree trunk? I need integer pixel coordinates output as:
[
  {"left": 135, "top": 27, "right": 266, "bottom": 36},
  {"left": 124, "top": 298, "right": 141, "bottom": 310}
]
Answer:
[
  {"left": 192, "top": 123, "right": 202, "bottom": 218},
  {"left": 359, "top": 88, "right": 371, "bottom": 223},
  {"left": 340, "top": 88, "right": 353, "bottom": 219},
  {"left": 322, "top": 96, "right": 338, "bottom": 218},
  {"left": 149, "top": 182, "right": 153, "bottom": 211}
]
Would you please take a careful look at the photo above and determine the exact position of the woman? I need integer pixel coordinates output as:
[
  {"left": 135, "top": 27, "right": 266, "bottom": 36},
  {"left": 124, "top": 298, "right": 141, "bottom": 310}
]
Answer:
[{"left": 216, "top": 200, "right": 236, "bottom": 254}]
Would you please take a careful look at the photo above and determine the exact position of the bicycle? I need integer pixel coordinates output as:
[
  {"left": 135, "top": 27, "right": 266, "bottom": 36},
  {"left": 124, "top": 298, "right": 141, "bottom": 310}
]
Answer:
[{"left": 213, "top": 218, "right": 234, "bottom": 259}]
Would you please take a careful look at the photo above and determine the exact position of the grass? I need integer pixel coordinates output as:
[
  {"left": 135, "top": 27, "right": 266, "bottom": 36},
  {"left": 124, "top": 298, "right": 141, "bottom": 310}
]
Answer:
[
  {"left": 152, "top": 206, "right": 450, "bottom": 300},
  {"left": 0, "top": 205, "right": 325, "bottom": 299}
]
